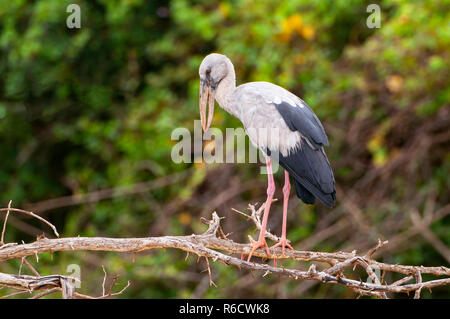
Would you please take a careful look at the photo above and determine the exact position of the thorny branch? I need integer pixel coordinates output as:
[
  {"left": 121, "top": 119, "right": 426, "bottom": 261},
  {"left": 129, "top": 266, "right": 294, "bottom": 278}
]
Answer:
[{"left": 0, "top": 203, "right": 449, "bottom": 299}]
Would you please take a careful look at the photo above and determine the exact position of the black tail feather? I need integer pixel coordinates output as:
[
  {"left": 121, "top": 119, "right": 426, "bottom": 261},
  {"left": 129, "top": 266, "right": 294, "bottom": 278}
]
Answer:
[
  {"left": 293, "top": 179, "right": 316, "bottom": 205},
  {"left": 278, "top": 140, "right": 336, "bottom": 207}
]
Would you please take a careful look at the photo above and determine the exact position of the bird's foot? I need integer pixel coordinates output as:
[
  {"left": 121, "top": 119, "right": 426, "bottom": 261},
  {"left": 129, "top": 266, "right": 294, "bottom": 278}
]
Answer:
[
  {"left": 271, "top": 237, "right": 293, "bottom": 267},
  {"left": 271, "top": 237, "right": 294, "bottom": 256},
  {"left": 245, "top": 235, "right": 270, "bottom": 262}
]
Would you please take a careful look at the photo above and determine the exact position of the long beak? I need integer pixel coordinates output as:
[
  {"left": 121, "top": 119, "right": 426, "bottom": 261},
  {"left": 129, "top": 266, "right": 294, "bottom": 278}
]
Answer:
[{"left": 199, "top": 79, "right": 215, "bottom": 132}]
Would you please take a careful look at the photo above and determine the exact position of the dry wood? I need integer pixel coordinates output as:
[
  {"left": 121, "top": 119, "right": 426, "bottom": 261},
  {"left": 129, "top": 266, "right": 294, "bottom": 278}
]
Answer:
[{"left": 1, "top": 204, "right": 449, "bottom": 299}]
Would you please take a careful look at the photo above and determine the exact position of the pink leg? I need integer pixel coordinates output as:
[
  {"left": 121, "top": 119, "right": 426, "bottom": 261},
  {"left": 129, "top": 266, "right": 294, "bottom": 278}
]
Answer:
[
  {"left": 271, "top": 170, "right": 294, "bottom": 257},
  {"left": 246, "top": 155, "right": 275, "bottom": 262}
]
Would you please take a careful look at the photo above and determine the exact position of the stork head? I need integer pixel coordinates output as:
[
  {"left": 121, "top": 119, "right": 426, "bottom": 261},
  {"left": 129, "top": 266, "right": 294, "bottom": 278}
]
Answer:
[{"left": 198, "top": 53, "right": 232, "bottom": 132}]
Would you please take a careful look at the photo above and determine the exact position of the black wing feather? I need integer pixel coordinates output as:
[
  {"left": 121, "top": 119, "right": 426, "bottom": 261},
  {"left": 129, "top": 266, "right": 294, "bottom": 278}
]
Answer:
[
  {"left": 274, "top": 101, "right": 329, "bottom": 149},
  {"left": 272, "top": 100, "right": 336, "bottom": 207},
  {"left": 292, "top": 179, "right": 316, "bottom": 205},
  {"left": 278, "top": 142, "right": 336, "bottom": 207}
]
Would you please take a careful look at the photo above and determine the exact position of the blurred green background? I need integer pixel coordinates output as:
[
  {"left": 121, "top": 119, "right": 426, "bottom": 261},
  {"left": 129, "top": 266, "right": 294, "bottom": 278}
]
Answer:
[{"left": 0, "top": 0, "right": 449, "bottom": 298}]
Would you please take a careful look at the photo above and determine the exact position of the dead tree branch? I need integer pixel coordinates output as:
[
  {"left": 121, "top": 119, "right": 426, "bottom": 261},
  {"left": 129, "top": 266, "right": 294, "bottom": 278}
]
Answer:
[{"left": 1, "top": 203, "right": 449, "bottom": 298}]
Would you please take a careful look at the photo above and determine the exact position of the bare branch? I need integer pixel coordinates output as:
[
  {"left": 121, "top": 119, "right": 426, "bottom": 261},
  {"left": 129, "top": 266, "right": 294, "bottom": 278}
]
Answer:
[
  {"left": 24, "top": 171, "right": 191, "bottom": 213},
  {"left": 0, "top": 200, "right": 12, "bottom": 246},
  {"left": 414, "top": 270, "right": 423, "bottom": 299},
  {"left": 1, "top": 204, "right": 449, "bottom": 299},
  {"left": 364, "top": 239, "right": 389, "bottom": 259},
  {"left": 410, "top": 210, "right": 450, "bottom": 263},
  {"left": 0, "top": 205, "right": 59, "bottom": 238},
  {"left": 0, "top": 272, "right": 76, "bottom": 294}
]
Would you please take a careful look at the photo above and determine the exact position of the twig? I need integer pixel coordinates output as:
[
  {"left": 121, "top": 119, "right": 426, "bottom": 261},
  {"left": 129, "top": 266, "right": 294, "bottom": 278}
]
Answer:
[
  {"left": 24, "top": 171, "right": 191, "bottom": 213},
  {"left": 204, "top": 257, "right": 217, "bottom": 287},
  {"left": 1, "top": 289, "right": 29, "bottom": 299},
  {"left": 0, "top": 206, "right": 59, "bottom": 238},
  {"left": 102, "top": 266, "right": 107, "bottom": 296},
  {"left": 414, "top": 270, "right": 423, "bottom": 299},
  {"left": 28, "top": 277, "right": 130, "bottom": 299},
  {"left": 22, "top": 258, "right": 40, "bottom": 277},
  {"left": 364, "top": 239, "right": 389, "bottom": 259},
  {"left": 410, "top": 210, "right": 450, "bottom": 263},
  {"left": 232, "top": 200, "right": 283, "bottom": 243},
  {"left": 0, "top": 200, "right": 12, "bottom": 246},
  {"left": 30, "top": 287, "right": 60, "bottom": 299},
  {"left": 391, "top": 275, "right": 413, "bottom": 287}
]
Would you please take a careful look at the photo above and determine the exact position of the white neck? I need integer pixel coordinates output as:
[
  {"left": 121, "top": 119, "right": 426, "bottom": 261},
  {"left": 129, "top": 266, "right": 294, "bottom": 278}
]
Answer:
[{"left": 214, "top": 65, "right": 239, "bottom": 118}]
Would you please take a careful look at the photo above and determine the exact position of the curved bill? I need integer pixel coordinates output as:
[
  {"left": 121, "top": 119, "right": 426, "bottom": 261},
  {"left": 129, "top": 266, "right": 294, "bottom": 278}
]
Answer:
[{"left": 199, "top": 79, "right": 215, "bottom": 132}]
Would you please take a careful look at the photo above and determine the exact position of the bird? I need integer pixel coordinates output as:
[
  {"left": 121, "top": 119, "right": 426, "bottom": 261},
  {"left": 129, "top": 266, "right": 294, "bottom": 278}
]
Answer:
[{"left": 198, "top": 53, "right": 336, "bottom": 262}]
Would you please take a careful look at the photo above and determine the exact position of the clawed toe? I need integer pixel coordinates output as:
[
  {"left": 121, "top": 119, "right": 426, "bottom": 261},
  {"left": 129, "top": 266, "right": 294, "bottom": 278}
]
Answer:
[
  {"left": 271, "top": 238, "right": 294, "bottom": 256},
  {"left": 245, "top": 235, "right": 270, "bottom": 262}
]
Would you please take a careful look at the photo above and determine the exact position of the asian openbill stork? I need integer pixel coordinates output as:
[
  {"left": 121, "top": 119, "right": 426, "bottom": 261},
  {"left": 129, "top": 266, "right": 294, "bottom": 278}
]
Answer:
[{"left": 199, "top": 53, "right": 336, "bottom": 262}]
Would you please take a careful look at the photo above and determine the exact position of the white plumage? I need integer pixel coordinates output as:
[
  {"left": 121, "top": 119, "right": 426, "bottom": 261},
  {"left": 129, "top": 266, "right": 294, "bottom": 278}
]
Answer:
[{"left": 231, "top": 81, "right": 304, "bottom": 156}]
